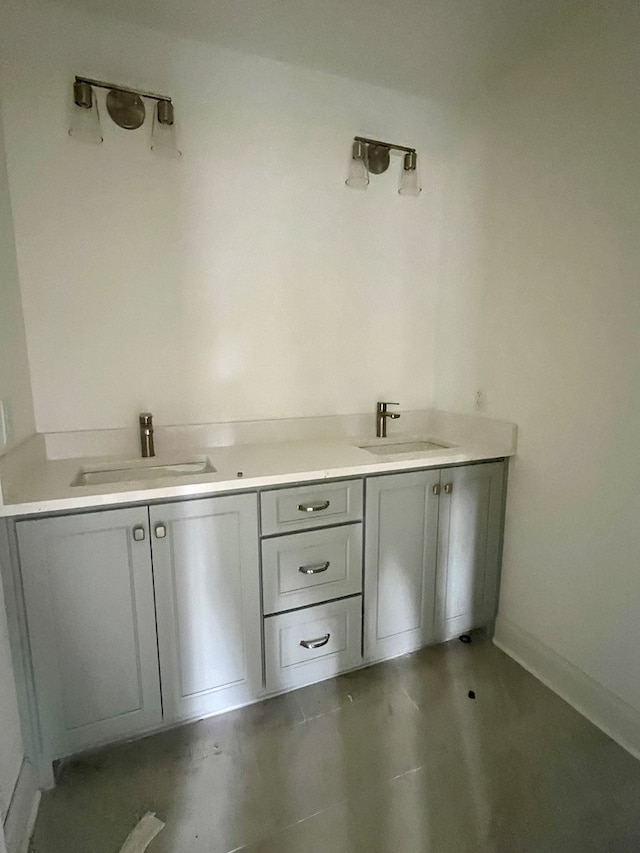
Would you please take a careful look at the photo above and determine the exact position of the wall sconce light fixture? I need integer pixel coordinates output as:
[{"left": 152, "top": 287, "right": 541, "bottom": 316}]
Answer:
[
  {"left": 69, "top": 80, "right": 103, "bottom": 145},
  {"left": 150, "top": 99, "right": 180, "bottom": 160},
  {"left": 69, "top": 76, "right": 181, "bottom": 157},
  {"left": 345, "top": 140, "right": 370, "bottom": 189},
  {"left": 345, "top": 136, "right": 421, "bottom": 196},
  {"left": 399, "top": 150, "right": 421, "bottom": 197}
]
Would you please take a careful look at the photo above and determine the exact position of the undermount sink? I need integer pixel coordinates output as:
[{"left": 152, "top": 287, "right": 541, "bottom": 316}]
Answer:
[
  {"left": 71, "top": 456, "right": 216, "bottom": 487},
  {"left": 358, "top": 439, "right": 453, "bottom": 456}
]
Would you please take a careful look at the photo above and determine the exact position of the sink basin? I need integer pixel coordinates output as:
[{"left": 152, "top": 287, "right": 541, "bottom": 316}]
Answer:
[
  {"left": 71, "top": 456, "right": 216, "bottom": 487},
  {"left": 358, "top": 439, "right": 453, "bottom": 456}
]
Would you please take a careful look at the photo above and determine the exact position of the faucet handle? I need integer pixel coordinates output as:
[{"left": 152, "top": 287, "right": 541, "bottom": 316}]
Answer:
[
  {"left": 139, "top": 412, "right": 153, "bottom": 425},
  {"left": 377, "top": 401, "right": 399, "bottom": 411}
]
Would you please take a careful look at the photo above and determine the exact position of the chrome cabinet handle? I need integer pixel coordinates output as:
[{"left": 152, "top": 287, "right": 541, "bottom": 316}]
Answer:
[
  {"left": 132, "top": 525, "right": 146, "bottom": 542},
  {"left": 299, "top": 561, "right": 330, "bottom": 575},
  {"left": 297, "top": 500, "right": 330, "bottom": 513},
  {"left": 155, "top": 523, "right": 167, "bottom": 539},
  {"left": 444, "top": 483, "right": 453, "bottom": 494},
  {"left": 300, "top": 633, "right": 331, "bottom": 650},
  {"left": 432, "top": 484, "right": 441, "bottom": 496}
]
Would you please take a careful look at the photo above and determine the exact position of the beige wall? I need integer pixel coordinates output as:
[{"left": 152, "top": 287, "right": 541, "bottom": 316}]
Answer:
[
  {"left": 0, "top": 0, "right": 481, "bottom": 434},
  {"left": 0, "top": 102, "right": 35, "bottom": 450},
  {"left": 477, "top": 1, "right": 640, "bottom": 714},
  {"left": 0, "top": 105, "right": 28, "bottom": 819}
]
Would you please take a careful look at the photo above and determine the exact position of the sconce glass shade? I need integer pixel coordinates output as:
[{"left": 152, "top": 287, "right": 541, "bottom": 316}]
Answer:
[
  {"left": 151, "top": 100, "right": 181, "bottom": 159},
  {"left": 69, "top": 81, "right": 103, "bottom": 144},
  {"left": 345, "top": 140, "right": 369, "bottom": 189},
  {"left": 398, "top": 151, "right": 421, "bottom": 196}
]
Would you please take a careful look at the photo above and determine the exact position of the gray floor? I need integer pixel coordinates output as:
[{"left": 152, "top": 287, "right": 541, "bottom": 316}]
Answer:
[{"left": 32, "top": 638, "right": 640, "bottom": 853}]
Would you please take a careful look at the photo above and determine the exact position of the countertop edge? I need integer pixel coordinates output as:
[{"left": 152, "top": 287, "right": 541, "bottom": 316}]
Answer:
[{"left": 0, "top": 444, "right": 514, "bottom": 519}]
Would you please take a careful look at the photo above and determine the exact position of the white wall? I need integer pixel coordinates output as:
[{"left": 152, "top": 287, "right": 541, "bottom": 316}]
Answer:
[
  {"left": 432, "top": 122, "right": 489, "bottom": 415},
  {"left": 0, "top": 108, "right": 27, "bottom": 820},
  {"left": 0, "top": 106, "right": 35, "bottom": 450},
  {"left": 0, "top": 0, "right": 465, "bottom": 434},
  {"left": 476, "top": 2, "right": 640, "bottom": 715}
]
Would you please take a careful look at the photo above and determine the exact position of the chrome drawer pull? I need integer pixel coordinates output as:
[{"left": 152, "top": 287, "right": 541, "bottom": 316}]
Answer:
[
  {"left": 297, "top": 500, "right": 330, "bottom": 513},
  {"left": 300, "top": 633, "right": 331, "bottom": 650},
  {"left": 299, "top": 561, "right": 330, "bottom": 575}
]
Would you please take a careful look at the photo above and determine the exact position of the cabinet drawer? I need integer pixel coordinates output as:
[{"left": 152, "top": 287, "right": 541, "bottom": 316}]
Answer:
[
  {"left": 260, "top": 480, "right": 363, "bottom": 535},
  {"left": 262, "top": 524, "right": 362, "bottom": 615},
  {"left": 264, "top": 597, "right": 362, "bottom": 692}
]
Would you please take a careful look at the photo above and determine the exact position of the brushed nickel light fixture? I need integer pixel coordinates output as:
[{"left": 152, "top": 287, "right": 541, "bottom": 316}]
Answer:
[
  {"left": 398, "top": 150, "right": 421, "bottom": 197},
  {"left": 150, "top": 99, "right": 180, "bottom": 159},
  {"left": 346, "top": 136, "right": 421, "bottom": 196},
  {"left": 69, "top": 80, "right": 102, "bottom": 145},
  {"left": 69, "top": 76, "right": 180, "bottom": 157},
  {"left": 345, "top": 140, "right": 369, "bottom": 189}
]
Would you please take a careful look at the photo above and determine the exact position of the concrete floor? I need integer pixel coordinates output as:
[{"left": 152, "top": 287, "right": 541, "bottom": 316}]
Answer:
[{"left": 32, "top": 638, "right": 640, "bottom": 852}]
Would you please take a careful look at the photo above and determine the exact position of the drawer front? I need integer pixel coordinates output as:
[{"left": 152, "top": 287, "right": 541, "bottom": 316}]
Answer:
[
  {"left": 260, "top": 480, "right": 363, "bottom": 536},
  {"left": 264, "top": 597, "right": 362, "bottom": 692},
  {"left": 262, "top": 524, "right": 362, "bottom": 615}
]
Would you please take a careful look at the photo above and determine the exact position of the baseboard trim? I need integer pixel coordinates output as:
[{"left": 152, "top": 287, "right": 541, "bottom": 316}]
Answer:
[
  {"left": 494, "top": 616, "right": 640, "bottom": 761},
  {"left": 3, "top": 761, "right": 40, "bottom": 853}
]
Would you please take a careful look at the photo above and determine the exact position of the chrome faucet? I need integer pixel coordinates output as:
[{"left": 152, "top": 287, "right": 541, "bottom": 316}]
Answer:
[
  {"left": 376, "top": 401, "right": 401, "bottom": 438},
  {"left": 139, "top": 413, "right": 155, "bottom": 458}
]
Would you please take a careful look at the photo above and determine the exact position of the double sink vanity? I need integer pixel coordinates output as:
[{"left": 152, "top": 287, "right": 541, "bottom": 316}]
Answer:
[{"left": 0, "top": 408, "right": 516, "bottom": 787}]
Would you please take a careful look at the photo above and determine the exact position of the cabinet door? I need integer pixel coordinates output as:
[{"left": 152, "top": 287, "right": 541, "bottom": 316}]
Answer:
[
  {"left": 436, "top": 461, "right": 505, "bottom": 640},
  {"left": 150, "top": 493, "right": 261, "bottom": 723},
  {"left": 364, "top": 470, "right": 441, "bottom": 662},
  {"left": 16, "top": 508, "right": 162, "bottom": 759}
]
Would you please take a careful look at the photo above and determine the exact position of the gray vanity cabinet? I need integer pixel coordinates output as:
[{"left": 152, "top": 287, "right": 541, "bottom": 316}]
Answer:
[
  {"left": 149, "top": 493, "right": 261, "bottom": 723},
  {"left": 260, "top": 481, "right": 364, "bottom": 692},
  {"left": 12, "top": 460, "right": 506, "bottom": 778},
  {"left": 434, "top": 461, "right": 505, "bottom": 641},
  {"left": 15, "top": 493, "right": 262, "bottom": 771},
  {"left": 364, "top": 469, "right": 441, "bottom": 662},
  {"left": 364, "top": 461, "right": 506, "bottom": 661},
  {"left": 15, "top": 508, "right": 163, "bottom": 760}
]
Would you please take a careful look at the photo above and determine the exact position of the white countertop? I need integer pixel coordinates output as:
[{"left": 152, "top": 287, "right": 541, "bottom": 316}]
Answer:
[{"left": 0, "top": 410, "right": 517, "bottom": 517}]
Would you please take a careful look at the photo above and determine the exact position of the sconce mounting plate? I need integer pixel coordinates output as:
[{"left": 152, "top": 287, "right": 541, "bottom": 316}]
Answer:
[
  {"left": 367, "top": 144, "right": 390, "bottom": 175},
  {"left": 106, "top": 89, "right": 146, "bottom": 130}
]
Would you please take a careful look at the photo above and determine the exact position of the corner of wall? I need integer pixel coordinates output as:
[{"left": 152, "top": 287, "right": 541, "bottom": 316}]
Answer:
[
  {"left": 494, "top": 616, "right": 640, "bottom": 761},
  {"left": 0, "top": 98, "right": 36, "bottom": 450}
]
